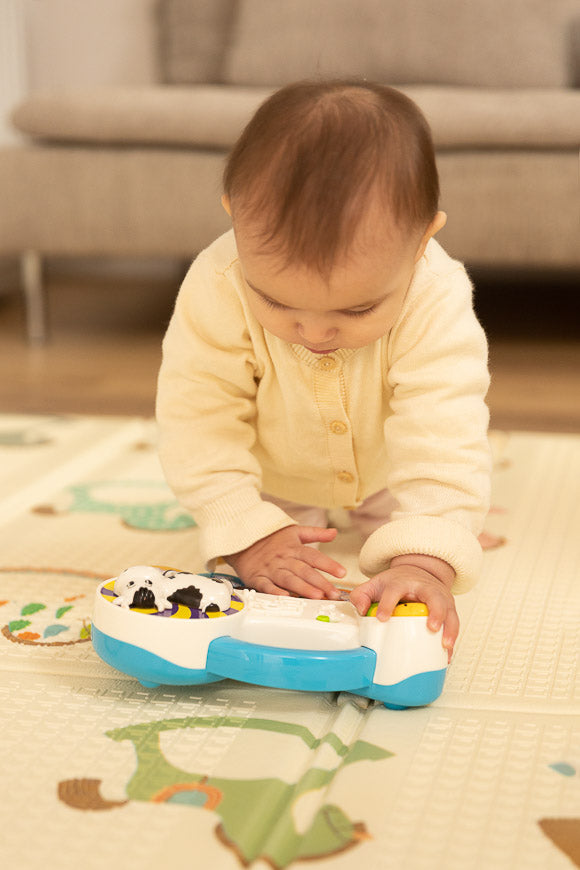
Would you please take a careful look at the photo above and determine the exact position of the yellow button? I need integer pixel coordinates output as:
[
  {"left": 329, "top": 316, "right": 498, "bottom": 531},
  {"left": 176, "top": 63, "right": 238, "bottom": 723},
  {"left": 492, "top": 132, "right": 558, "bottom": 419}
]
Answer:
[
  {"left": 337, "top": 470, "right": 355, "bottom": 483},
  {"left": 392, "top": 602, "right": 429, "bottom": 617},
  {"left": 365, "top": 602, "right": 430, "bottom": 618},
  {"left": 316, "top": 356, "right": 337, "bottom": 370},
  {"left": 330, "top": 420, "right": 348, "bottom": 435}
]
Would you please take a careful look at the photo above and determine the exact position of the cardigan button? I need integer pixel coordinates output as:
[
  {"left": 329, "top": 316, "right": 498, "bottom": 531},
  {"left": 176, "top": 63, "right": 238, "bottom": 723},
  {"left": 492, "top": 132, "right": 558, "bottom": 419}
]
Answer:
[
  {"left": 337, "top": 471, "right": 355, "bottom": 484},
  {"left": 316, "top": 356, "right": 337, "bottom": 370},
  {"left": 330, "top": 420, "right": 348, "bottom": 435}
]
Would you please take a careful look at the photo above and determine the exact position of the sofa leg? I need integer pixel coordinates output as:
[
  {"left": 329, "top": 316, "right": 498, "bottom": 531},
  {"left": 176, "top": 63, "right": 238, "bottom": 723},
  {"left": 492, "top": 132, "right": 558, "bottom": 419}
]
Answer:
[{"left": 21, "top": 251, "right": 47, "bottom": 343}]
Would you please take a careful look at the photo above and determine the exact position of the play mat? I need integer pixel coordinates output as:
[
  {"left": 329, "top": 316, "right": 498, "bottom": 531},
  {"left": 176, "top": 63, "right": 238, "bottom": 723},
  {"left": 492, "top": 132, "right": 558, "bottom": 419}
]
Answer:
[{"left": 0, "top": 413, "right": 578, "bottom": 869}]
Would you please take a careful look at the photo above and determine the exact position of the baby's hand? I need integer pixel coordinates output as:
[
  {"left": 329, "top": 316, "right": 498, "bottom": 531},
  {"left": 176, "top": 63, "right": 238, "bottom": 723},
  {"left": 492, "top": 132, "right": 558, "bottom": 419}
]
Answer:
[
  {"left": 350, "top": 554, "right": 459, "bottom": 659},
  {"left": 227, "top": 525, "right": 345, "bottom": 600}
]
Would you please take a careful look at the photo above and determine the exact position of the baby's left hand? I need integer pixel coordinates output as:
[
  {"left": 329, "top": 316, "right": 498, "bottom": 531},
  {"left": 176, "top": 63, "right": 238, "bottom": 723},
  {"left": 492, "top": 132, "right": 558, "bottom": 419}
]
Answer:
[{"left": 350, "top": 554, "right": 459, "bottom": 660}]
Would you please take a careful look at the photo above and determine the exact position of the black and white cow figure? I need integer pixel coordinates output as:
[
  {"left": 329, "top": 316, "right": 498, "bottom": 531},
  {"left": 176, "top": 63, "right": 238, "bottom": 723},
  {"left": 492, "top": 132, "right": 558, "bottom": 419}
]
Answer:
[{"left": 112, "top": 565, "right": 233, "bottom": 614}]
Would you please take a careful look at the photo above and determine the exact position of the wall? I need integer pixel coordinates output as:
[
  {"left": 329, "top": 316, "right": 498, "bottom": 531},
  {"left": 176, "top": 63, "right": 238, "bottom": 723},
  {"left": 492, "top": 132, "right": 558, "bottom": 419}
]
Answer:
[
  {"left": 0, "top": 0, "right": 159, "bottom": 144},
  {"left": 0, "top": 0, "right": 27, "bottom": 144}
]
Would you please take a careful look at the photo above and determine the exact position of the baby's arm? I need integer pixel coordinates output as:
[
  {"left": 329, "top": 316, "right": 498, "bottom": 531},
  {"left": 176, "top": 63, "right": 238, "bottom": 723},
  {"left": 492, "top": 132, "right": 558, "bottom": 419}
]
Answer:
[
  {"left": 227, "top": 525, "right": 345, "bottom": 600},
  {"left": 157, "top": 246, "right": 304, "bottom": 569},
  {"left": 350, "top": 553, "right": 459, "bottom": 658},
  {"left": 348, "top": 258, "right": 490, "bottom": 656}
]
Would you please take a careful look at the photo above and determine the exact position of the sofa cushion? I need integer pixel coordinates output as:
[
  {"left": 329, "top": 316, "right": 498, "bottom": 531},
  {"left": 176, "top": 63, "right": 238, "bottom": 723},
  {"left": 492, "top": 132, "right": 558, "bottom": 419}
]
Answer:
[
  {"left": 11, "top": 86, "right": 580, "bottom": 150},
  {"left": 217, "top": 0, "right": 580, "bottom": 89},
  {"left": 11, "top": 87, "right": 272, "bottom": 150}
]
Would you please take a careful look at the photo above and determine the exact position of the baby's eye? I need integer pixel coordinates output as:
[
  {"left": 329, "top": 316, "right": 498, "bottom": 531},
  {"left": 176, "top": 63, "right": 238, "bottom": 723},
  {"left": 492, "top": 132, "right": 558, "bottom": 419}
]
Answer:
[
  {"left": 261, "top": 296, "right": 288, "bottom": 311},
  {"left": 343, "top": 305, "right": 377, "bottom": 318}
]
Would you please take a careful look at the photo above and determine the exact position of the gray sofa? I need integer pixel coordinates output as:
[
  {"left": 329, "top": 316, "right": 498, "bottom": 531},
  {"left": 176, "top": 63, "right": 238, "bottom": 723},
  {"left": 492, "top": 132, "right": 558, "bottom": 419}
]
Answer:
[{"left": 1, "top": 0, "right": 579, "bottom": 340}]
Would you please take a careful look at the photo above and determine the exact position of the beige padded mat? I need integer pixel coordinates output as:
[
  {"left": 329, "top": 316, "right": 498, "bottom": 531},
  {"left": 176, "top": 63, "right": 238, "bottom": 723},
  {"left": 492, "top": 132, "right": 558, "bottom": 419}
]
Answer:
[{"left": 0, "top": 415, "right": 578, "bottom": 869}]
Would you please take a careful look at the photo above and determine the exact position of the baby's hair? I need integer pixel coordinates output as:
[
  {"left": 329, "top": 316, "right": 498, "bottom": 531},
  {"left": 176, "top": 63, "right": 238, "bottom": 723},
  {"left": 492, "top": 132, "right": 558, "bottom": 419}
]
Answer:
[{"left": 223, "top": 79, "right": 440, "bottom": 274}]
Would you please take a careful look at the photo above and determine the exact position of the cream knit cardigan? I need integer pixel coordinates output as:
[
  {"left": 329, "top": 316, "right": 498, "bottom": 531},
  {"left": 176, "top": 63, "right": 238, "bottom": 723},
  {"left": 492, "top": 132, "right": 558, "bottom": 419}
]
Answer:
[{"left": 156, "top": 230, "right": 491, "bottom": 593}]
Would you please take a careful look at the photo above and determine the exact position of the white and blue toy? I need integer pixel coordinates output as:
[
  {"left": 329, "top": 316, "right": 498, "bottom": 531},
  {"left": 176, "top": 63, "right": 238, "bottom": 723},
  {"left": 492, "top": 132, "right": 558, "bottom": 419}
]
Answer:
[{"left": 91, "top": 565, "right": 448, "bottom": 709}]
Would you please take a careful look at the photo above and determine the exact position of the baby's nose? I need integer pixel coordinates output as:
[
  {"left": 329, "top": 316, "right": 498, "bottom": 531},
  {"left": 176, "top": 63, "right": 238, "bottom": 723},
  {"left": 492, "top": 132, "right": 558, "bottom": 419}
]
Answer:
[{"left": 298, "top": 318, "right": 337, "bottom": 343}]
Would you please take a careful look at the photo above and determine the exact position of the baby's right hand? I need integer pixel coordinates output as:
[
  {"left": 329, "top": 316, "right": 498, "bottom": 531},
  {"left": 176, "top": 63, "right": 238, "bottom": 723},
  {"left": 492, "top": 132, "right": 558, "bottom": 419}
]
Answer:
[{"left": 226, "top": 526, "right": 345, "bottom": 600}]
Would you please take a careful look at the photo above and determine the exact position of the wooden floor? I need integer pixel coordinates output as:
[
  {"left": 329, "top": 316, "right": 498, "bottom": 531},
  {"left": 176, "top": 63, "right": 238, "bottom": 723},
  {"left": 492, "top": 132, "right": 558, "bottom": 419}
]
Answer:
[{"left": 0, "top": 261, "right": 579, "bottom": 432}]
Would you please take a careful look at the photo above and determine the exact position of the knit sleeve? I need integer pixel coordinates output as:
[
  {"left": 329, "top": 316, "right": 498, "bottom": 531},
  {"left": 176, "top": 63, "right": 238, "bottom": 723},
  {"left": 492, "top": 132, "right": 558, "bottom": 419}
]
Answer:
[
  {"left": 359, "top": 261, "right": 491, "bottom": 593},
  {"left": 156, "top": 244, "right": 295, "bottom": 566}
]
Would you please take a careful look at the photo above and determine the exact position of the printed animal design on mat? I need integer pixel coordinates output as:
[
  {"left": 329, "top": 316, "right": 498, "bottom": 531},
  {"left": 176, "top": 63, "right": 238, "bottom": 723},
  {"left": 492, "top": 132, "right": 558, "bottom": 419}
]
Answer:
[
  {"left": 0, "top": 415, "right": 69, "bottom": 446},
  {"left": 478, "top": 527, "right": 507, "bottom": 551},
  {"left": 32, "top": 480, "right": 196, "bottom": 531},
  {"left": 0, "top": 567, "right": 99, "bottom": 645},
  {"left": 538, "top": 763, "right": 580, "bottom": 868},
  {"left": 489, "top": 429, "right": 512, "bottom": 471},
  {"left": 477, "top": 429, "right": 511, "bottom": 550},
  {"left": 0, "top": 428, "right": 52, "bottom": 447},
  {"left": 58, "top": 714, "right": 392, "bottom": 868},
  {"left": 112, "top": 565, "right": 233, "bottom": 613},
  {"left": 1, "top": 597, "right": 91, "bottom": 645}
]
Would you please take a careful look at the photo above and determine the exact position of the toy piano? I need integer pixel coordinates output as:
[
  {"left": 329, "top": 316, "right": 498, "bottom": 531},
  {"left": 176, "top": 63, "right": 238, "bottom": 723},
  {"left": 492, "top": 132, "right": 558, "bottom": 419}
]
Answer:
[{"left": 91, "top": 565, "right": 448, "bottom": 709}]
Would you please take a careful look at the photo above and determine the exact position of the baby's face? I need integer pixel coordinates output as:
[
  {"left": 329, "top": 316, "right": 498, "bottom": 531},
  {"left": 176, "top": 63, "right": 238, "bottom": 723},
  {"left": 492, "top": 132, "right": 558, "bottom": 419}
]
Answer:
[{"left": 234, "top": 213, "right": 434, "bottom": 353}]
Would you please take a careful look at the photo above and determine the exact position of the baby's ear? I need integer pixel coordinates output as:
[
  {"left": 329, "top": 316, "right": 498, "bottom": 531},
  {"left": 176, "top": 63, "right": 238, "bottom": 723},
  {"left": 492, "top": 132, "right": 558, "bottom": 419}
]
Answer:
[
  {"left": 415, "top": 211, "right": 447, "bottom": 262},
  {"left": 221, "top": 194, "right": 232, "bottom": 216}
]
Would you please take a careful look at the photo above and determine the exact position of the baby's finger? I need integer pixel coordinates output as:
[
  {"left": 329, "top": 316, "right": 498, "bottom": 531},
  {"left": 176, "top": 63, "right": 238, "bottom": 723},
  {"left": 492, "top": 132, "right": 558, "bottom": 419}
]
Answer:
[
  {"left": 296, "top": 526, "right": 338, "bottom": 544},
  {"left": 375, "top": 584, "right": 406, "bottom": 621},
  {"left": 403, "top": 584, "right": 459, "bottom": 657},
  {"left": 414, "top": 584, "right": 454, "bottom": 633},
  {"left": 269, "top": 571, "right": 323, "bottom": 599},
  {"left": 278, "top": 562, "right": 341, "bottom": 600},
  {"left": 441, "top": 607, "right": 460, "bottom": 656},
  {"left": 423, "top": 593, "right": 448, "bottom": 633},
  {"left": 297, "top": 562, "right": 344, "bottom": 600},
  {"left": 349, "top": 582, "right": 379, "bottom": 616},
  {"left": 350, "top": 576, "right": 406, "bottom": 618},
  {"left": 246, "top": 574, "right": 291, "bottom": 597},
  {"left": 301, "top": 547, "right": 346, "bottom": 583}
]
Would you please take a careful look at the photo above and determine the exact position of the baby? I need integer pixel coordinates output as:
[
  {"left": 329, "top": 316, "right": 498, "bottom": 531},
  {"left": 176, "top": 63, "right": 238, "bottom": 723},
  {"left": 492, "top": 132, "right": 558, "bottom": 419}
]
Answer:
[{"left": 156, "top": 80, "right": 491, "bottom": 657}]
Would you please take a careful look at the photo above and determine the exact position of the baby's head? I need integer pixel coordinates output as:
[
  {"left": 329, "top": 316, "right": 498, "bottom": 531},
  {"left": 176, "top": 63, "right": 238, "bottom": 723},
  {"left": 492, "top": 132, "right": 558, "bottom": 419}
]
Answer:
[{"left": 223, "top": 80, "right": 447, "bottom": 352}]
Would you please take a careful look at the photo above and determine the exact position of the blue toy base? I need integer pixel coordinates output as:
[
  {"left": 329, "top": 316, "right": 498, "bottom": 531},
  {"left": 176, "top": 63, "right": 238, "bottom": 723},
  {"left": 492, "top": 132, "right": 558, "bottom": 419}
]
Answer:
[
  {"left": 354, "top": 668, "right": 447, "bottom": 709},
  {"left": 92, "top": 625, "right": 445, "bottom": 709},
  {"left": 92, "top": 626, "right": 223, "bottom": 687}
]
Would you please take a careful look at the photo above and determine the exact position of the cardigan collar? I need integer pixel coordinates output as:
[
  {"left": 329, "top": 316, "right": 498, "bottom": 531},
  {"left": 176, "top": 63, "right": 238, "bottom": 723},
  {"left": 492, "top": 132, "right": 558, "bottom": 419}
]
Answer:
[{"left": 290, "top": 344, "right": 358, "bottom": 367}]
